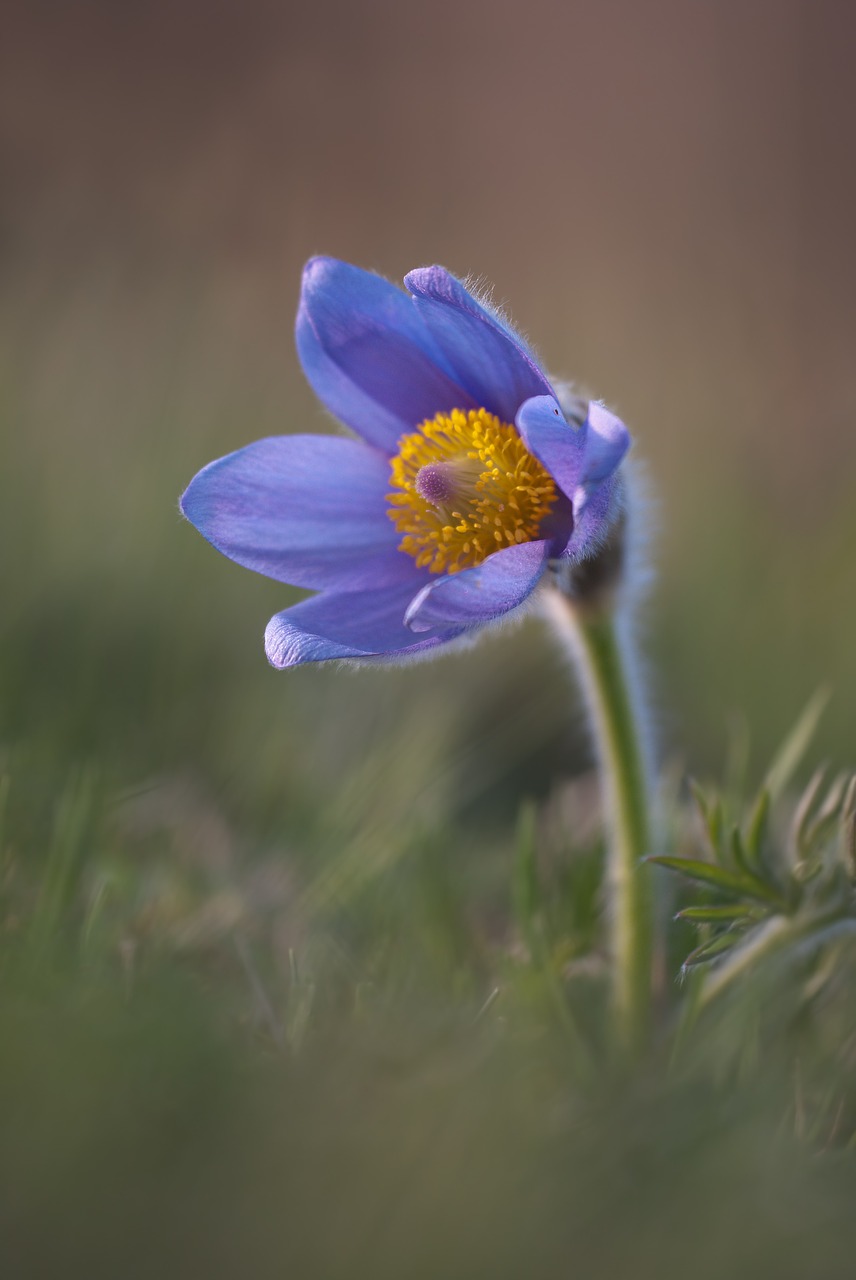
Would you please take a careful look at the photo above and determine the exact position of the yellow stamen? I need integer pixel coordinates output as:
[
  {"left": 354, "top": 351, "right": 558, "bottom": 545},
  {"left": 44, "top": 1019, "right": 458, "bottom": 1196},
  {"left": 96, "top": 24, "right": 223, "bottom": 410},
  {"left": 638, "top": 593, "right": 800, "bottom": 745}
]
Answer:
[{"left": 387, "top": 406, "right": 558, "bottom": 575}]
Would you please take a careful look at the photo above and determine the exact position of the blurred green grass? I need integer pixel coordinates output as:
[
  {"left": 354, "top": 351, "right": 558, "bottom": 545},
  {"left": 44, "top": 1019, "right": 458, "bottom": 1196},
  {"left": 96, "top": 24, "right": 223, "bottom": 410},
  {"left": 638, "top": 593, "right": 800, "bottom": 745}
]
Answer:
[{"left": 2, "top": 262, "right": 856, "bottom": 1277}]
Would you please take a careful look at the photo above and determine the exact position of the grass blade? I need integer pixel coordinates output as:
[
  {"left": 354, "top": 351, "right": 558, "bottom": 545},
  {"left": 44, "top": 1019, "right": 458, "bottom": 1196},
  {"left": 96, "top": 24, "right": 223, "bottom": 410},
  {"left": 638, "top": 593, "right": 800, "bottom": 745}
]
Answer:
[
  {"left": 765, "top": 688, "right": 830, "bottom": 803},
  {"left": 648, "top": 856, "right": 782, "bottom": 905},
  {"left": 676, "top": 903, "right": 762, "bottom": 924}
]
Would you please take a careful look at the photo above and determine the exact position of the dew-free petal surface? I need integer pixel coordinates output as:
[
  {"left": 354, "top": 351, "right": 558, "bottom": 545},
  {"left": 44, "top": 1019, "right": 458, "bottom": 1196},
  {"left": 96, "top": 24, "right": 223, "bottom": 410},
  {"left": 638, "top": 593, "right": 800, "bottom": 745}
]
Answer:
[
  {"left": 264, "top": 579, "right": 463, "bottom": 668},
  {"left": 404, "top": 539, "right": 550, "bottom": 632},
  {"left": 181, "top": 434, "right": 416, "bottom": 590},
  {"left": 579, "top": 402, "right": 631, "bottom": 486},
  {"left": 297, "top": 257, "right": 475, "bottom": 452},
  {"left": 565, "top": 475, "right": 623, "bottom": 564},
  {"left": 405, "top": 267, "right": 554, "bottom": 424},
  {"left": 516, "top": 394, "right": 587, "bottom": 502}
]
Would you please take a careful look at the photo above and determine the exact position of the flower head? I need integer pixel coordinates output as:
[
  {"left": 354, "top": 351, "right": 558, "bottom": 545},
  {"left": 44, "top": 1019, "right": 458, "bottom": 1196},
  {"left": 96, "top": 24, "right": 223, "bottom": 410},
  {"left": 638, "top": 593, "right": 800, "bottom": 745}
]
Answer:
[{"left": 180, "top": 258, "right": 631, "bottom": 667}]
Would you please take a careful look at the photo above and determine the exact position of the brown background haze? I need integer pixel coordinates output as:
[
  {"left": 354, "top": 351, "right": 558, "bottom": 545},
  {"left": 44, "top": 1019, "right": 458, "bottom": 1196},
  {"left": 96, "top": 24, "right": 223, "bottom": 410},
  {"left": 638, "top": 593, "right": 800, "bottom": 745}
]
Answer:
[{"left": 2, "top": 0, "right": 855, "bottom": 771}]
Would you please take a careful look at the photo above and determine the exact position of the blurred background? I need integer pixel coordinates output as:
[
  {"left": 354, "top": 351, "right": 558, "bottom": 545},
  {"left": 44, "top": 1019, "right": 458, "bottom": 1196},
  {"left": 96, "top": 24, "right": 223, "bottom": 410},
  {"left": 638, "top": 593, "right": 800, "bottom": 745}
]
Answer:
[
  {"left": 2, "top": 2, "right": 856, "bottom": 1275},
  {"left": 3, "top": 0, "right": 855, "bottom": 788}
]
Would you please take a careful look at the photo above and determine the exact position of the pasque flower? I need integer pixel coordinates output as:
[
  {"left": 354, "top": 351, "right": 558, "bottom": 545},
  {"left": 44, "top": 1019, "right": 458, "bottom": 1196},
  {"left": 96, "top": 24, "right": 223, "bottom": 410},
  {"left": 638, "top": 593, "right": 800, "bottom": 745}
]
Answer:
[{"left": 181, "top": 258, "right": 631, "bottom": 667}]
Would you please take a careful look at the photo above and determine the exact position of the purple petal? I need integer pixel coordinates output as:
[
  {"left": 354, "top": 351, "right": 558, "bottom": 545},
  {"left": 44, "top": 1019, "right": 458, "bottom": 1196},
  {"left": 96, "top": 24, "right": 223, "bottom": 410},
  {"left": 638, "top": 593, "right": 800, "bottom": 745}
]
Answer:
[
  {"left": 181, "top": 434, "right": 417, "bottom": 590},
  {"left": 580, "top": 402, "right": 631, "bottom": 485},
  {"left": 560, "top": 403, "right": 629, "bottom": 562},
  {"left": 404, "top": 540, "right": 550, "bottom": 633},
  {"left": 515, "top": 394, "right": 587, "bottom": 502},
  {"left": 565, "top": 475, "right": 624, "bottom": 564},
  {"left": 265, "top": 580, "right": 465, "bottom": 668},
  {"left": 296, "top": 257, "right": 475, "bottom": 452},
  {"left": 404, "top": 267, "right": 555, "bottom": 423}
]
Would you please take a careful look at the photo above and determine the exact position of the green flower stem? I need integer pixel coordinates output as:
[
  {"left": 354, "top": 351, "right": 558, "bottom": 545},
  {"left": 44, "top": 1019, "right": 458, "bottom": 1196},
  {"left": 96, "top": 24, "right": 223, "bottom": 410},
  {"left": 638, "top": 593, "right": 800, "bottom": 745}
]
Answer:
[{"left": 545, "top": 586, "right": 653, "bottom": 1050}]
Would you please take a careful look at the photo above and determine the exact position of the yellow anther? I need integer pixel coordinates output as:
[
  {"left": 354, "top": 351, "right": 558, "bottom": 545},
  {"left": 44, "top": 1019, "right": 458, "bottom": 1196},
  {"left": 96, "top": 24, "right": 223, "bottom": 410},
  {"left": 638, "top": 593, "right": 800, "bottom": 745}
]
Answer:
[{"left": 386, "top": 406, "right": 557, "bottom": 575}]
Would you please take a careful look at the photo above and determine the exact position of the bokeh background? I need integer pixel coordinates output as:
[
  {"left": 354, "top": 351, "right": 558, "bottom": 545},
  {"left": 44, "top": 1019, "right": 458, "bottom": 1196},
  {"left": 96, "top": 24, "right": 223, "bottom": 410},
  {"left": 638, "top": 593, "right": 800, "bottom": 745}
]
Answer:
[
  {"left": 3, "top": 0, "right": 856, "bottom": 786},
  {"left": 2, "top": 2, "right": 856, "bottom": 1276}
]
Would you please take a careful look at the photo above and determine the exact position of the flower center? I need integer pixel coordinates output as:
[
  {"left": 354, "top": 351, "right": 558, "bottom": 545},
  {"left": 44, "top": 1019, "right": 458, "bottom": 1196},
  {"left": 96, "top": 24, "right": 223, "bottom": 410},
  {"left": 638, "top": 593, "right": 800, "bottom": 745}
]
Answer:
[{"left": 386, "top": 406, "right": 558, "bottom": 575}]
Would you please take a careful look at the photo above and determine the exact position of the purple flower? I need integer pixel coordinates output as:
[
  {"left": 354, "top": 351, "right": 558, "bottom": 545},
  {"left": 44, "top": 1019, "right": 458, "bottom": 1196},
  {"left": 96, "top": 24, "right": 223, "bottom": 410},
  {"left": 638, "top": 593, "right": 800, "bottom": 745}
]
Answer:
[{"left": 180, "top": 258, "right": 630, "bottom": 668}]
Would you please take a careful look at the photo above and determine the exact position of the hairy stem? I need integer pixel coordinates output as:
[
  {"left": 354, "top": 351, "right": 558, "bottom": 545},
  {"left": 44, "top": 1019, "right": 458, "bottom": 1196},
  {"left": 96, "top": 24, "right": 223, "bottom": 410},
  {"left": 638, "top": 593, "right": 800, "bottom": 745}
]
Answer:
[{"left": 544, "top": 586, "right": 653, "bottom": 1050}]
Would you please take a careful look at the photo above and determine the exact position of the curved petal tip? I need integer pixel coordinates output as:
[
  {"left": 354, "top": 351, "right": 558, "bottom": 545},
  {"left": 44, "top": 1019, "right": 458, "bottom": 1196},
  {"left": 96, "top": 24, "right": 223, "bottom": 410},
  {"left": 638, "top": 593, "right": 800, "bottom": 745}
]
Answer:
[{"left": 404, "top": 540, "right": 550, "bottom": 633}]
